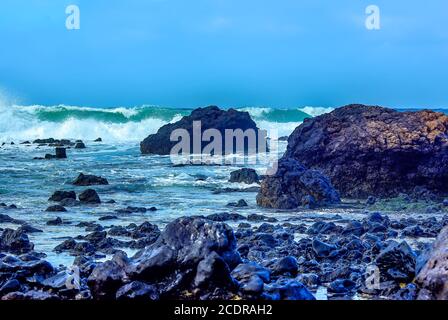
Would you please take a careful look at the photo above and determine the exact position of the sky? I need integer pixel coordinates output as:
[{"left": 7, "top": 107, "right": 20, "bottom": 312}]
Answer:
[{"left": 0, "top": 0, "right": 447, "bottom": 109}]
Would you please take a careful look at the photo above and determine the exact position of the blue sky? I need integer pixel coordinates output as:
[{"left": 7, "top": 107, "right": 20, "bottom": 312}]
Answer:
[{"left": 0, "top": 0, "right": 447, "bottom": 108}]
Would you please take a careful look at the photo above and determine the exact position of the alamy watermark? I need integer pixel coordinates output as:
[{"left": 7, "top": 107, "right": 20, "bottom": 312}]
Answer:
[
  {"left": 66, "top": 5, "right": 80, "bottom": 30},
  {"left": 365, "top": 5, "right": 381, "bottom": 30},
  {"left": 169, "top": 122, "right": 279, "bottom": 175}
]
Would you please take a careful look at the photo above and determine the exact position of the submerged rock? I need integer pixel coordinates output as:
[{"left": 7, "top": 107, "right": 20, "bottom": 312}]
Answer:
[
  {"left": 282, "top": 104, "right": 448, "bottom": 198},
  {"left": 256, "top": 158, "right": 340, "bottom": 209},
  {"left": 72, "top": 173, "right": 109, "bottom": 186},
  {"left": 49, "top": 191, "right": 76, "bottom": 202}
]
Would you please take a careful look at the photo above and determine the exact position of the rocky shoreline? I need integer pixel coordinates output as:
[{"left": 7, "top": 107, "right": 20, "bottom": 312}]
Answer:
[{"left": 1, "top": 104, "right": 448, "bottom": 301}]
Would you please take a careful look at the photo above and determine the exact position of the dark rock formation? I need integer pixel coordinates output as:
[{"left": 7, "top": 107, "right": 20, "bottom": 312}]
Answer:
[
  {"left": 0, "top": 228, "right": 34, "bottom": 254},
  {"left": 88, "top": 217, "right": 242, "bottom": 299},
  {"left": 45, "top": 205, "right": 67, "bottom": 212},
  {"left": 375, "top": 241, "right": 416, "bottom": 282},
  {"left": 49, "top": 191, "right": 76, "bottom": 202},
  {"left": 256, "top": 158, "right": 340, "bottom": 209},
  {"left": 229, "top": 168, "right": 259, "bottom": 184},
  {"left": 78, "top": 189, "right": 101, "bottom": 204},
  {"left": 140, "top": 106, "right": 265, "bottom": 155},
  {"left": 416, "top": 226, "right": 448, "bottom": 300},
  {"left": 282, "top": 104, "right": 448, "bottom": 198},
  {"left": 72, "top": 173, "right": 109, "bottom": 186}
]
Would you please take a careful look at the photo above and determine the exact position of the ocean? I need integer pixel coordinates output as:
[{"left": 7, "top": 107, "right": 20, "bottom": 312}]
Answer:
[{"left": 0, "top": 104, "right": 445, "bottom": 267}]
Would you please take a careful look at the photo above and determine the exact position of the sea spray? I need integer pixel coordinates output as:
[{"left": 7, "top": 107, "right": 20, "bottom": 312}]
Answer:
[{"left": 0, "top": 104, "right": 333, "bottom": 142}]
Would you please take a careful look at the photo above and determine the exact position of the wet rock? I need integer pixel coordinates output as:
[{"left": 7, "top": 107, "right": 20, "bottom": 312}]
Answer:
[
  {"left": 87, "top": 255, "right": 127, "bottom": 300},
  {"left": 45, "top": 205, "right": 67, "bottom": 212},
  {"left": 74, "top": 141, "right": 86, "bottom": 149},
  {"left": 99, "top": 215, "right": 118, "bottom": 221},
  {"left": 18, "top": 225, "right": 43, "bottom": 234},
  {"left": 115, "top": 206, "right": 147, "bottom": 214},
  {"left": 78, "top": 189, "right": 101, "bottom": 204},
  {"left": 227, "top": 199, "right": 248, "bottom": 208},
  {"left": 0, "top": 228, "right": 34, "bottom": 254},
  {"left": 206, "top": 212, "right": 245, "bottom": 222},
  {"left": 46, "top": 217, "right": 63, "bottom": 226},
  {"left": 116, "top": 281, "right": 159, "bottom": 300},
  {"left": 54, "top": 147, "right": 67, "bottom": 159},
  {"left": 140, "top": 106, "right": 264, "bottom": 155},
  {"left": 312, "top": 239, "right": 338, "bottom": 258},
  {"left": 257, "top": 158, "right": 340, "bottom": 209},
  {"left": 1, "top": 290, "right": 59, "bottom": 301},
  {"left": 375, "top": 241, "right": 416, "bottom": 282},
  {"left": 0, "top": 279, "right": 21, "bottom": 296},
  {"left": 231, "top": 262, "right": 271, "bottom": 295},
  {"left": 295, "top": 273, "right": 320, "bottom": 289},
  {"left": 94, "top": 137, "right": 102, "bottom": 142},
  {"left": 271, "top": 256, "right": 298, "bottom": 276},
  {"left": 416, "top": 226, "right": 448, "bottom": 300},
  {"left": 342, "top": 221, "right": 365, "bottom": 236},
  {"left": 49, "top": 191, "right": 76, "bottom": 202},
  {"left": 328, "top": 279, "right": 356, "bottom": 294},
  {"left": 229, "top": 168, "right": 260, "bottom": 184},
  {"left": 283, "top": 105, "right": 448, "bottom": 198},
  {"left": 307, "top": 221, "right": 339, "bottom": 235},
  {"left": 0, "top": 214, "right": 25, "bottom": 225},
  {"left": 264, "top": 279, "right": 315, "bottom": 300},
  {"left": 402, "top": 225, "right": 424, "bottom": 238},
  {"left": 72, "top": 173, "right": 109, "bottom": 186},
  {"left": 247, "top": 214, "right": 277, "bottom": 223},
  {"left": 59, "top": 198, "right": 79, "bottom": 207},
  {"left": 193, "top": 252, "right": 235, "bottom": 289}
]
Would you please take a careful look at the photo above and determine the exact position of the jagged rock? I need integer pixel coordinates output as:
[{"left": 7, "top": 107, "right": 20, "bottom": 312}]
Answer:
[
  {"left": 0, "top": 228, "right": 34, "bottom": 254},
  {"left": 283, "top": 104, "right": 448, "bottom": 198},
  {"left": 116, "top": 281, "right": 159, "bottom": 300},
  {"left": 416, "top": 226, "right": 448, "bottom": 300},
  {"left": 256, "top": 158, "right": 340, "bottom": 209},
  {"left": 87, "top": 253, "right": 128, "bottom": 300},
  {"left": 375, "top": 241, "right": 416, "bottom": 282},
  {"left": 72, "top": 173, "right": 109, "bottom": 186},
  {"left": 140, "top": 106, "right": 265, "bottom": 155}
]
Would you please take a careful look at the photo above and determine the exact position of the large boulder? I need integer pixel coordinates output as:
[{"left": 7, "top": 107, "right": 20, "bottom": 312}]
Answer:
[
  {"left": 140, "top": 106, "right": 265, "bottom": 155},
  {"left": 283, "top": 104, "right": 448, "bottom": 198},
  {"left": 416, "top": 226, "right": 448, "bottom": 300},
  {"left": 256, "top": 158, "right": 340, "bottom": 209},
  {"left": 0, "top": 228, "right": 34, "bottom": 254},
  {"left": 89, "top": 217, "right": 242, "bottom": 299}
]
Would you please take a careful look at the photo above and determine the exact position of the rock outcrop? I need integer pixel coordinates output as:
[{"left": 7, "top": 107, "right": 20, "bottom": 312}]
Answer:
[
  {"left": 282, "top": 104, "right": 448, "bottom": 198},
  {"left": 256, "top": 158, "right": 340, "bottom": 209},
  {"left": 140, "top": 106, "right": 265, "bottom": 155},
  {"left": 416, "top": 226, "right": 448, "bottom": 300},
  {"left": 88, "top": 216, "right": 241, "bottom": 299}
]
